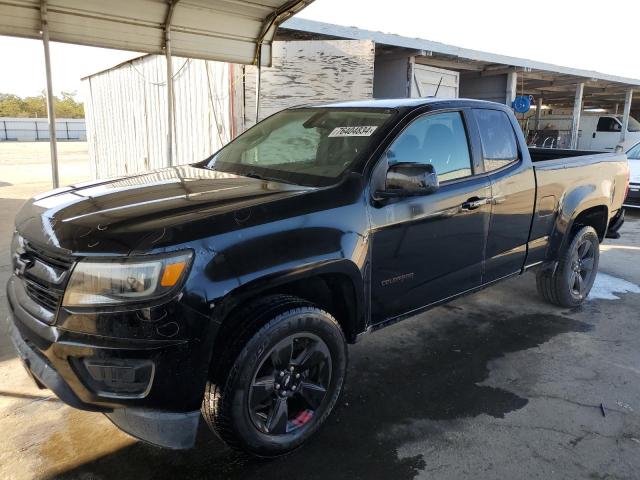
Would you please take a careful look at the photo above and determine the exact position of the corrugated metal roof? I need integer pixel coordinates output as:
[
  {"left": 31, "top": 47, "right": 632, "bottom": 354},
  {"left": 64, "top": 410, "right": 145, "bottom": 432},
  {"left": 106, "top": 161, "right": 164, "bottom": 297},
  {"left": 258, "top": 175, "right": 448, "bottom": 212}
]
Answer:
[
  {"left": 0, "top": 0, "right": 315, "bottom": 65},
  {"left": 282, "top": 18, "right": 640, "bottom": 87}
]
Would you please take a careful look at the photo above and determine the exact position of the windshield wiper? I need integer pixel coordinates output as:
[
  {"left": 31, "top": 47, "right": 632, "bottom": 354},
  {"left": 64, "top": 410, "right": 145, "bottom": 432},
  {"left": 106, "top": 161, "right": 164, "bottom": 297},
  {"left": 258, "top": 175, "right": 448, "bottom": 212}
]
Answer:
[{"left": 244, "top": 171, "right": 291, "bottom": 184}]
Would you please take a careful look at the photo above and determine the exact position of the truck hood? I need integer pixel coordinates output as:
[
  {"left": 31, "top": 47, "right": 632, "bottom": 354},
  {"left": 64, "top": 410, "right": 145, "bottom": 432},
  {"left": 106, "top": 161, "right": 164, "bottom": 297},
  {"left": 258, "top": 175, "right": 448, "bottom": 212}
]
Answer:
[{"left": 14, "top": 165, "right": 314, "bottom": 255}]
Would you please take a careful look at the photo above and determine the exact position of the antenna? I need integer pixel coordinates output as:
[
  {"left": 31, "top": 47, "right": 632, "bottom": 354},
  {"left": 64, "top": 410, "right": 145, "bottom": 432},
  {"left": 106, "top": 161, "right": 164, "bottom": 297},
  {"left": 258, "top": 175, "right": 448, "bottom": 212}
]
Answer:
[{"left": 433, "top": 76, "right": 443, "bottom": 97}]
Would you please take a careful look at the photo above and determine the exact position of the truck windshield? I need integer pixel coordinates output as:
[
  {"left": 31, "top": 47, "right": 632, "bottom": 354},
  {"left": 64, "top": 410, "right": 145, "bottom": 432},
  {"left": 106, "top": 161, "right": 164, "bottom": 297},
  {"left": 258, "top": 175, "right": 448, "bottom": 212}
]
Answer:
[
  {"left": 204, "top": 108, "right": 394, "bottom": 186},
  {"left": 617, "top": 115, "right": 640, "bottom": 132}
]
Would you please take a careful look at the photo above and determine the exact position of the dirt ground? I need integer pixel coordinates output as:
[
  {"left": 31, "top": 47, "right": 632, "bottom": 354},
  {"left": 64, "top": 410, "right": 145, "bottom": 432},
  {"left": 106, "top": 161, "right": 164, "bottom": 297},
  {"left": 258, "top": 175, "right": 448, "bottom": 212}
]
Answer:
[
  {"left": 0, "top": 142, "right": 91, "bottom": 199},
  {"left": 1, "top": 143, "right": 640, "bottom": 479}
]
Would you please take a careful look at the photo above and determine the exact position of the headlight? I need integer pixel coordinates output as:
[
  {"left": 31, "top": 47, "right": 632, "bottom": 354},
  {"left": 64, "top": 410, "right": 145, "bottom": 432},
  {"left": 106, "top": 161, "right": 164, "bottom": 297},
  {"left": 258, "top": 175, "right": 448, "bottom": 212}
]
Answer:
[
  {"left": 10, "top": 231, "right": 24, "bottom": 256},
  {"left": 63, "top": 251, "right": 192, "bottom": 307}
]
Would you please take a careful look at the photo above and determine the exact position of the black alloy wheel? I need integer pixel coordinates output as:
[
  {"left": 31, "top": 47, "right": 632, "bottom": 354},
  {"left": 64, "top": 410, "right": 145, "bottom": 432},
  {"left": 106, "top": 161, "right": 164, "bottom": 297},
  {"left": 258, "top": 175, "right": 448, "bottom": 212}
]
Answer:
[
  {"left": 202, "top": 295, "right": 347, "bottom": 457},
  {"left": 569, "top": 238, "right": 596, "bottom": 298},
  {"left": 536, "top": 225, "right": 600, "bottom": 307},
  {"left": 248, "top": 333, "right": 331, "bottom": 435}
]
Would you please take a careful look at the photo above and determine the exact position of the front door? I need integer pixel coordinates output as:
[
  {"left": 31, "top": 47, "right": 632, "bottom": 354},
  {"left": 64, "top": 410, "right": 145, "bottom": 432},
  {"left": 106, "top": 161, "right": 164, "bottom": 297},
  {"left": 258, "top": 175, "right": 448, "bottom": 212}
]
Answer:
[
  {"left": 591, "top": 116, "right": 622, "bottom": 151},
  {"left": 368, "top": 110, "right": 491, "bottom": 324}
]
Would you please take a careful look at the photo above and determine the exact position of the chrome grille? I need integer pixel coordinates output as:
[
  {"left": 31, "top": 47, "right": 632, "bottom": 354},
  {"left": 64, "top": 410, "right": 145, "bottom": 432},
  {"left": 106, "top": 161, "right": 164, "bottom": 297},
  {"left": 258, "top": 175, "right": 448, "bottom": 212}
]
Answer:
[{"left": 24, "top": 279, "right": 62, "bottom": 311}]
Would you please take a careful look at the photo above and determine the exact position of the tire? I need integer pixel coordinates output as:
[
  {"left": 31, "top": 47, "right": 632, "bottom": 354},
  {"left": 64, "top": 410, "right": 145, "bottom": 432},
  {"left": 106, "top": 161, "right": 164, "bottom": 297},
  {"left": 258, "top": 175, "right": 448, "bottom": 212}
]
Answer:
[
  {"left": 605, "top": 209, "right": 624, "bottom": 239},
  {"left": 536, "top": 226, "right": 600, "bottom": 308},
  {"left": 202, "top": 295, "right": 348, "bottom": 457}
]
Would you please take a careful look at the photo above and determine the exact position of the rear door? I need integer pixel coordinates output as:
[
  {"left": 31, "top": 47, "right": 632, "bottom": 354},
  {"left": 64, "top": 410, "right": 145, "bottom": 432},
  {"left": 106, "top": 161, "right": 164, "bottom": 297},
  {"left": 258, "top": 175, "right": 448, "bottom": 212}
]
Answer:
[
  {"left": 368, "top": 109, "right": 491, "bottom": 323},
  {"left": 577, "top": 117, "right": 597, "bottom": 149},
  {"left": 472, "top": 108, "right": 536, "bottom": 283}
]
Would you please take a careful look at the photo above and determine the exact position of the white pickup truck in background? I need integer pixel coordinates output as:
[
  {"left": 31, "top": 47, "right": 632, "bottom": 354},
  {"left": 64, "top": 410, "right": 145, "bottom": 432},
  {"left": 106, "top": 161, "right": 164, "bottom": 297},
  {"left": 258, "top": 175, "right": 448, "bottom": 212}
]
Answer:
[{"left": 532, "top": 113, "right": 640, "bottom": 151}]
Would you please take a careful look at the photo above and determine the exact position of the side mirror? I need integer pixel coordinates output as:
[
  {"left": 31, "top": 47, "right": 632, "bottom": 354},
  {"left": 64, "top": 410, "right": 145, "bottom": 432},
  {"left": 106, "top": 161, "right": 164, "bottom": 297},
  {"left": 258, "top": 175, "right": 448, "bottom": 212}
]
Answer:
[{"left": 377, "top": 162, "right": 439, "bottom": 198}]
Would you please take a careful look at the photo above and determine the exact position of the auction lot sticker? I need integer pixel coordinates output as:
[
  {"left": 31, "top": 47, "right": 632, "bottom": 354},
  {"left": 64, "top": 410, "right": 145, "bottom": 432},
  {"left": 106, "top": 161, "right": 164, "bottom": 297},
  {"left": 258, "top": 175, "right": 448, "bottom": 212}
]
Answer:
[{"left": 329, "top": 126, "right": 378, "bottom": 137}]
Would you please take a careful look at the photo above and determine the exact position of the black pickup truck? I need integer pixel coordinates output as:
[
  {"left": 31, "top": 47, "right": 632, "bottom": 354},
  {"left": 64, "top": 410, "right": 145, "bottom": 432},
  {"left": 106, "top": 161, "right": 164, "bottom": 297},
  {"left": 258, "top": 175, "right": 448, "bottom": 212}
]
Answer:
[{"left": 7, "top": 98, "right": 629, "bottom": 456}]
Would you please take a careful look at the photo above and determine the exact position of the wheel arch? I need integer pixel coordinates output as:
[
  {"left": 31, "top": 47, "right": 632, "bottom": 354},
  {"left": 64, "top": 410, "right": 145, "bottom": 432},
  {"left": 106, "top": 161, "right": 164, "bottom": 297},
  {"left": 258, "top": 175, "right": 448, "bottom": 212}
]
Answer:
[
  {"left": 212, "top": 260, "right": 366, "bottom": 347},
  {"left": 547, "top": 184, "right": 610, "bottom": 261},
  {"left": 570, "top": 205, "right": 609, "bottom": 241}
]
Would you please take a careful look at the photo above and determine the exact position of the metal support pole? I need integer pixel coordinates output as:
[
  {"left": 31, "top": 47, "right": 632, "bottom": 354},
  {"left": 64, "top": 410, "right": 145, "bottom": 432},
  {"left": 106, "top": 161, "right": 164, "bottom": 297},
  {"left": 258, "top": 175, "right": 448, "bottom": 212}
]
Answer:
[
  {"left": 255, "top": 44, "right": 262, "bottom": 125},
  {"left": 40, "top": 0, "right": 59, "bottom": 188},
  {"left": 506, "top": 71, "right": 517, "bottom": 107},
  {"left": 570, "top": 83, "right": 584, "bottom": 149},
  {"left": 164, "top": 0, "right": 180, "bottom": 168},
  {"left": 534, "top": 96, "right": 543, "bottom": 130},
  {"left": 620, "top": 89, "right": 633, "bottom": 144}
]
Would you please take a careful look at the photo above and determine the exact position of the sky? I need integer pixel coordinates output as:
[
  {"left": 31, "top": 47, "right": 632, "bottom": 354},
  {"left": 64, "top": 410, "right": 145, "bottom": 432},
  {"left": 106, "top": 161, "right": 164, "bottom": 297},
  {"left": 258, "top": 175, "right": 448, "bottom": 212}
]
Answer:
[{"left": 0, "top": 0, "right": 638, "bottom": 100}]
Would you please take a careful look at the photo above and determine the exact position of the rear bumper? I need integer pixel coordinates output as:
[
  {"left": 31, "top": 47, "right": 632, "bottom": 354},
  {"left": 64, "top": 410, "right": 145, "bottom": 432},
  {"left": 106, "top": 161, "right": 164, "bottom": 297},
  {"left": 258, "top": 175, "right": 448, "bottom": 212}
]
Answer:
[{"left": 6, "top": 274, "right": 211, "bottom": 449}]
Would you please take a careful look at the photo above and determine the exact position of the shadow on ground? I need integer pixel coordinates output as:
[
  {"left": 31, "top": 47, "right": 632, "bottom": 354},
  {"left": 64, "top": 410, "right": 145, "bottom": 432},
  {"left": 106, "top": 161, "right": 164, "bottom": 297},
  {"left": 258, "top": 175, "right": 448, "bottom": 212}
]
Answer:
[
  {"left": 0, "top": 198, "right": 31, "bottom": 362},
  {"left": 52, "top": 308, "right": 590, "bottom": 480}
]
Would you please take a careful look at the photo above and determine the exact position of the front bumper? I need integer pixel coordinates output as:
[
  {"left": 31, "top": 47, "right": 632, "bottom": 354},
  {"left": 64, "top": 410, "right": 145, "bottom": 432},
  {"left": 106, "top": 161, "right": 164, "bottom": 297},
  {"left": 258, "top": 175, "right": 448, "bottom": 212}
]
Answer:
[
  {"left": 624, "top": 183, "right": 640, "bottom": 208},
  {"left": 9, "top": 319, "right": 100, "bottom": 411},
  {"left": 6, "top": 274, "right": 213, "bottom": 449}
]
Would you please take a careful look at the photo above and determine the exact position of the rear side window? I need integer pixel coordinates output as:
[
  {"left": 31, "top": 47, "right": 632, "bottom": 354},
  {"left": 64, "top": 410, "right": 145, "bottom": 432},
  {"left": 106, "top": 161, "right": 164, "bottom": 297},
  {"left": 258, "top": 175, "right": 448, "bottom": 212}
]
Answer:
[
  {"left": 597, "top": 117, "right": 622, "bottom": 132},
  {"left": 473, "top": 109, "right": 519, "bottom": 172}
]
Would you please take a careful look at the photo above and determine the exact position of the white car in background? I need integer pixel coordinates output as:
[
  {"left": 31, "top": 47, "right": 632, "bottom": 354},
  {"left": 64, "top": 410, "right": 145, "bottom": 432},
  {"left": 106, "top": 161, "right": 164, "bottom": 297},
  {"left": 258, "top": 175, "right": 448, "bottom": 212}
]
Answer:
[{"left": 625, "top": 142, "right": 640, "bottom": 208}]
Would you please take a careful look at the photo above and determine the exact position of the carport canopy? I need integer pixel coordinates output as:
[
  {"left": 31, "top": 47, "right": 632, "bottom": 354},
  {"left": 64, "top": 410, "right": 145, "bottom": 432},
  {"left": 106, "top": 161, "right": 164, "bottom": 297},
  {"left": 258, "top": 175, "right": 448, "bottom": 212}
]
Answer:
[
  {"left": 0, "top": 0, "right": 314, "bottom": 187},
  {"left": 0, "top": 0, "right": 313, "bottom": 65}
]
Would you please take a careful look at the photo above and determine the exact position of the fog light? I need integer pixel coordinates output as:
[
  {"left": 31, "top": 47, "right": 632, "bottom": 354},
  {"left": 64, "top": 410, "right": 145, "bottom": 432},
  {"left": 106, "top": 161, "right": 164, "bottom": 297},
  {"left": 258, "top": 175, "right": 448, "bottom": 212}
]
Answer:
[{"left": 76, "top": 358, "right": 155, "bottom": 399}]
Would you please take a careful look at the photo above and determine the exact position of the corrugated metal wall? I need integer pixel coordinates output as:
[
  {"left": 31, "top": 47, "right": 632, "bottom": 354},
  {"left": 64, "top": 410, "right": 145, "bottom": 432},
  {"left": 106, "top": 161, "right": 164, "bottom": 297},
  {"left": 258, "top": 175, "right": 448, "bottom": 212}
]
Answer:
[{"left": 83, "top": 55, "right": 232, "bottom": 179}]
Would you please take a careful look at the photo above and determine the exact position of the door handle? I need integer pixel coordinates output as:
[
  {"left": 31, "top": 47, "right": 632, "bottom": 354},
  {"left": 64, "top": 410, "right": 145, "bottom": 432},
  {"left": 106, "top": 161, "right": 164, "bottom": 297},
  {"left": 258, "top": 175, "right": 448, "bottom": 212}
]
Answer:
[
  {"left": 592, "top": 132, "right": 596, "bottom": 138},
  {"left": 461, "top": 197, "right": 488, "bottom": 210}
]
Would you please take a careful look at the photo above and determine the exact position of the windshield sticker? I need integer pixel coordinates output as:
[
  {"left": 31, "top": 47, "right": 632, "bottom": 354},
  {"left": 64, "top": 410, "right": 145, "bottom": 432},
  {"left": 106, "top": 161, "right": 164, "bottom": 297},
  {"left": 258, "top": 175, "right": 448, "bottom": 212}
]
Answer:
[{"left": 329, "top": 126, "right": 378, "bottom": 137}]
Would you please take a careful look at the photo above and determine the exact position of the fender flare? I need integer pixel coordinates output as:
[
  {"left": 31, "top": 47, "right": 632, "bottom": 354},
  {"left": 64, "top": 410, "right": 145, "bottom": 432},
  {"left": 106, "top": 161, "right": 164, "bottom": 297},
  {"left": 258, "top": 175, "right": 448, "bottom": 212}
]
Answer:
[
  {"left": 213, "top": 258, "right": 367, "bottom": 341},
  {"left": 547, "top": 184, "right": 609, "bottom": 261}
]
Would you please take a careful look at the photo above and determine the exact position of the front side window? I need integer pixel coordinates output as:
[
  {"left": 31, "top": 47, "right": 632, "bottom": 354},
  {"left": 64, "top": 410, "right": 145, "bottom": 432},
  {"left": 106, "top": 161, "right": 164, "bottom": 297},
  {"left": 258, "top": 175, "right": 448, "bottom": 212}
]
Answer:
[
  {"left": 473, "top": 109, "right": 519, "bottom": 172},
  {"left": 597, "top": 117, "right": 622, "bottom": 132},
  {"left": 206, "top": 108, "right": 393, "bottom": 187},
  {"left": 384, "top": 111, "right": 472, "bottom": 182}
]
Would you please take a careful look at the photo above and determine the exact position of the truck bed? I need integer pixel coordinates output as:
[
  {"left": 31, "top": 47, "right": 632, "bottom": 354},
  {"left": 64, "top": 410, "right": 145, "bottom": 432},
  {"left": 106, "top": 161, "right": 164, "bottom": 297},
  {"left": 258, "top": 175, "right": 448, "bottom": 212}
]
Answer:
[
  {"left": 528, "top": 147, "right": 608, "bottom": 162},
  {"left": 526, "top": 147, "right": 628, "bottom": 268}
]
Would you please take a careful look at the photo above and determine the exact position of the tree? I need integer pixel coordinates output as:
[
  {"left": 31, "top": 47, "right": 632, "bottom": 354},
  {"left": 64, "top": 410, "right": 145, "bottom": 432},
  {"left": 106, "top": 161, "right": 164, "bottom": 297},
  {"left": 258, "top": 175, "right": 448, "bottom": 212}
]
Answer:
[
  {"left": 0, "top": 94, "right": 26, "bottom": 117},
  {"left": 55, "top": 91, "right": 85, "bottom": 118},
  {"left": 0, "top": 92, "right": 84, "bottom": 118},
  {"left": 22, "top": 94, "right": 47, "bottom": 117}
]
